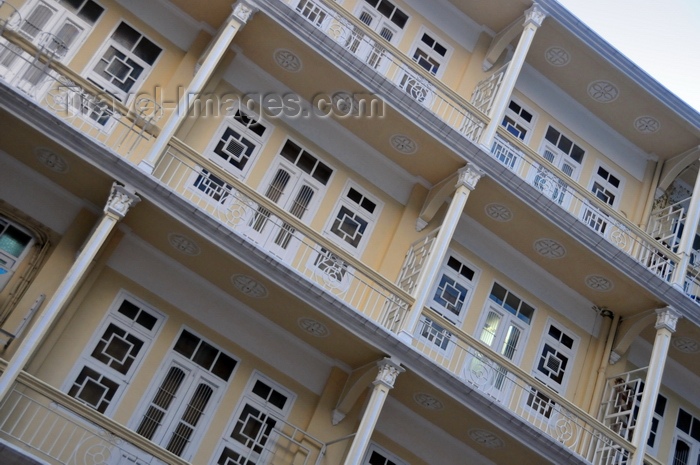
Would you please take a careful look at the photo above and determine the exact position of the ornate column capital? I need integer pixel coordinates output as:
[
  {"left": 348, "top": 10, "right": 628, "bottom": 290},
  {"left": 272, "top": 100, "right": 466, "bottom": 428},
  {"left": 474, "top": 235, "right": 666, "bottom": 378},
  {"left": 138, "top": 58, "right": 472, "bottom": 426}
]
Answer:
[
  {"left": 374, "top": 358, "right": 405, "bottom": 389},
  {"left": 524, "top": 3, "right": 547, "bottom": 28},
  {"left": 457, "top": 163, "right": 485, "bottom": 191},
  {"left": 232, "top": 0, "right": 258, "bottom": 24},
  {"left": 105, "top": 183, "right": 140, "bottom": 219},
  {"left": 655, "top": 306, "right": 681, "bottom": 332}
]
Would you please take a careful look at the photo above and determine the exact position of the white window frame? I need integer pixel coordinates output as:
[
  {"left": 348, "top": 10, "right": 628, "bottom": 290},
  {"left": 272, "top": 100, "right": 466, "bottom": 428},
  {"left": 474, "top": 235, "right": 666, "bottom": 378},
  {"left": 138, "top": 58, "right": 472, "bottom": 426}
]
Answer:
[
  {"left": 362, "top": 443, "right": 408, "bottom": 465},
  {"left": 582, "top": 161, "right": 625, "bottom": 238},
  {"left": 501, "top": 97, "right": 537, "bottom": 143},
  {"left": 211, "top": 371, "right": 296, "bottom": 465},
  {"left": 416, "top": 252, "right": 479, "bottom": 355},
  {"left": 83, "top": 20, "right": 162, "bottom": 104},
  {"left": 204, "top": 104, "right": 271, "bottom": 180},
  {"left": 323, "top": 181, "right": 382, "bottom": 256},
  {"left": 670, "top": 408, "right": 700, "bottom": 465},
  {"left": 63, "top": 290, "right": 165, "bottom": 417},
  {"left": 407, "top": 26, "right": 451, "bottom": 79},
  {"left": 0, "top": 216, "right": 35, "bottom": 292},
  {"left": 396, "top": 27, "right": 450, "bottom": 106},
  {"left": 129, "top": 327, "right": 238, "bottom": 461},
  {"left": 532, "top": 318, "right": 579, "bottom": 393}
]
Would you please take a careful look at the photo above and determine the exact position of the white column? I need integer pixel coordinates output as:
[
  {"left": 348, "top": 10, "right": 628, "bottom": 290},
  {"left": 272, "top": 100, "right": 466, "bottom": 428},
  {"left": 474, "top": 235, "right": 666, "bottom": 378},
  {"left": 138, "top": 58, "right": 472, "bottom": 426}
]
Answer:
[
  {"left": 398, "top": 164, "right": 484, "bottom": 343},
  {"left": 0, "top": 183, "right": 140, "bottom": 403},
  {"left": 139, "top": 0, "right": 258, "bottom": 173},
  {"left": 629, "top": 306, "right": 680, "bottom": 465},
  {"left": 672, "top": 159, "right": 700, "bottom": 287},
  {"left": 478, "top": 4, "right": 547, "bottom": 148},
  {"left": 342, "top": 358, "right": 404, "bottom": 465}
]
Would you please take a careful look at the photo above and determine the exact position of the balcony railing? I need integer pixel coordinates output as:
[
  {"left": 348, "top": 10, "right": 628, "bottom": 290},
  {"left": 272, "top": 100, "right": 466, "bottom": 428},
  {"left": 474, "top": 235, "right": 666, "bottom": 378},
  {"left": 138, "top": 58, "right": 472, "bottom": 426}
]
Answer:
[
  {"left": 412, "top": 310, "right": 634, "bottom": 465},
  {"left": 281, "top": 0, "right": 489, "bottom": 142},
  {"left": 0, "top": 7, "right": 161, "bottom": 160},
  {"left": 488, "top": 130, "right": 681, "bottom": 281},
  {"left": 154, "top": 138, "right": 413, "bottom": 333}
]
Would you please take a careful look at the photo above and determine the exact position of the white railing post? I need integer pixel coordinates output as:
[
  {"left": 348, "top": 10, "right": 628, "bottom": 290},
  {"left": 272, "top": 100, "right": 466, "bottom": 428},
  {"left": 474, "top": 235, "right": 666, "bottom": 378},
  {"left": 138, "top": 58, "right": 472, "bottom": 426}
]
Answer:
[
  {"left": 478, "top": 4, "right": 547, "bottom": 149},
  {"left": 139, "top": 0, "right": 258, "bottom": 173},
  {"left": 398, "top": 164, "right": 484, "bottom": 343},
  {"left": 0, "top": 183, "right": 139, "bottom": 404}
]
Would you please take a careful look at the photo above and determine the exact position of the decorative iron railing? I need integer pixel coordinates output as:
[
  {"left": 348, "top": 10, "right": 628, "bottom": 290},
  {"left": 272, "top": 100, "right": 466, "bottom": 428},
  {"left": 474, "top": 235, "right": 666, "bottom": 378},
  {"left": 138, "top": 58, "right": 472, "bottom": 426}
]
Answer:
[
  {"left": 154, "top": 139, "right": 413, "bottom": 333},
  {"left": 412, "top": 311, "right": 634, "bottom": 465},
  {"left": 395, "top": 229, "right": 438, "bottom": 296},
  {"left": 284, "top": 0, "right": 489, "bottom": 142},
  {"left": 0, "top": 7, "right": 161, "bottom": 160}
]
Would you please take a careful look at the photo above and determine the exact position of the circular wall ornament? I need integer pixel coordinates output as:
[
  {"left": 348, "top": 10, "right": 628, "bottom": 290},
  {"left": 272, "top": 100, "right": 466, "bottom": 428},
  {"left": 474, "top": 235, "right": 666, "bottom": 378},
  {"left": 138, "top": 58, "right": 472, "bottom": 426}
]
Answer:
[
  {"left": 588, "top": 80, "right": 619, "bottom": 103},
  {"left": 298, "top": 317, "right": 330, "bottom": 337},
  {"left": 672, "top": 336, "right": 700, "bottom": 353},
  {"left": 168, "top": 233, "right": 200, "bottom": 256},
  {"left": 585, "top": 275, "right": 613, "bottom": 292},
  {"left": 413, "top": 392, "right": 443, "bottom": 410},
  {"left": 468, "top": 429, "right": 504, "bottom": 449},
  {"left": 634, "top": 116, "right": 660, "bottom": 134},
  {"left": 35, "top": 147, "right": 68, "bottom": 173},
  {"left": 390, "top": 134, "right": 417, "bottom": 154},
  {"left": 545, "top": 46, "right": 570, "bottom": 67},
  {"left": 484, "top": 203, "right": 513, "bottom": 222},
  {"left": 231, "top": 274, "right": 268, "bottom": 298},
  {"left": 274, "top": 49, "right": 302, "bottom": 73},
  {"left": 534, "top": 238, "right": 566, "bottom": 259}
]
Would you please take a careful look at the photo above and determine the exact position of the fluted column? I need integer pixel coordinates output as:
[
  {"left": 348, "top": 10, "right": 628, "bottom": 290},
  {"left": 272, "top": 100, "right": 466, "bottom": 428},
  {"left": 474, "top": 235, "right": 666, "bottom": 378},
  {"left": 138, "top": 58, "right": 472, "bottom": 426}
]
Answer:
[
  {"left": 342, "top": 358, "right": 404, "bottom": 465},
  {"left": 478, "top": 4, "right": 547, "bottom": 148},
  {"left": 139, "top": 0, "right": 258, "bottom": 173},
  {"left": 398, "top": 164, "right": 484, "bottom": 343},
  {"left": 0, "top": 183, "right": 140, "bottom": 403},
  {"left": 629, "top": 307, "right": 680, "bottom": 465}
]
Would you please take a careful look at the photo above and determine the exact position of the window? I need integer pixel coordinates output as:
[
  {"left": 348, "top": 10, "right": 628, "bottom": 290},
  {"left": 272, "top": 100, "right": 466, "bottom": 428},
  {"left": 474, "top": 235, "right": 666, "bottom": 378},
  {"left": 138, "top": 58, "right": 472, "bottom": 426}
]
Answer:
[
  {"left": 0, "top": 0, "right": 104, "bottom": 89},
  {"left": 398, "top": 30, "right": 449, "bottom": 104},
  {"left": 65, "top": 293, "right": 164, "bottom": 415},
  {"left": 362, "top": 444, "right": 407, "bottom": 465},
  {"left": 582, "top": 164, "right": 624, "bottom": 236},
  {"left": 327, "top": 184, "right": 380, "bottom": 254},
  {"left": 193, "top": 170, "right": 234, "bottom": 204},
  {"left": 501, "top": 99, "right": 535, "bottom": 141},
  {"left": 463, "top": 282, "right": 533, "bottom": 399},
  {"left": 213, "top": 372, "right": 294, "bottom": 465},
  {"left": 243, "top": 139, "right": 332, "bottom": 261},
  {"left": 530, "top": 126, "right": 585, "bottom": 207},
  {"left": 87, "top": 22, "right": 161, "bottom": 103},
  {"left": 0, "top": 217, "right": 34, "bottom": 292},
  {"left": 208, "top": 109, "right": 268, "bottom": 178},
  {"left": 417, "top": 253, "right": 478, "bottom": 353},
  {"left": 672, "top": 408, "right": 700, "bottom": 465},
  {"left": 132, "top": 329, "right": 237, "bottom": 459}
]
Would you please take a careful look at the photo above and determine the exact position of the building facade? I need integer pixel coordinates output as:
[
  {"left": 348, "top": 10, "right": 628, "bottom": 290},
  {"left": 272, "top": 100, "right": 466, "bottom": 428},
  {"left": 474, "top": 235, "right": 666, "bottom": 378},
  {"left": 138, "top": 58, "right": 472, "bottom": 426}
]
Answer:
[{"left": 0, "top": 0, "right": 698, "bottom": 464}]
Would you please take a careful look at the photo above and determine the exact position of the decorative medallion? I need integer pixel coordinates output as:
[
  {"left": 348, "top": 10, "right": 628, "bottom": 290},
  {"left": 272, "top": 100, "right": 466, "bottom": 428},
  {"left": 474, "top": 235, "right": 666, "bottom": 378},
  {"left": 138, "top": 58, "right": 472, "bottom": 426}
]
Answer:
[
  {"left": 168, "top": 233, "right": 200, "bottom": 256},
  {"left": 413, "top": 392, "right": 443, "bottom": 410},
  {"left": 484, "top": 203, "right": 513, "bottom": 222},
  {"left": 672, "top": 336, "right": 700, "bottom": 354},
  {"left": 534, "top": 238, "right": 566, "bottom": 259},
  {"left": 588, "top": 80, "right": 619, "bottom": 103},
  {"left": 545, "top": 46, "right": 570, "bottom": 67},
  {"left": 585, "top": 275, "right": 613, "bottom": 292},
  {"left": 298, "top": 317, "right": 330, "bottom": 337},
  {"left": 468, "top": 429, "right": 504, "bottom": 449},
  {"left": 35, "top": 147, "right": 68, "bottom": 173},
  {"left": 274, "top": 49, "right": 302, "bottom": 73},
  {"left": 231, "top": 274, "right": 268, "bottom": 298},
  {"left": 634, "top": 116, "right": 660, "bottom": 134},
  {"left": 390, "top": 134, "right": 417, "bottom": 154}
]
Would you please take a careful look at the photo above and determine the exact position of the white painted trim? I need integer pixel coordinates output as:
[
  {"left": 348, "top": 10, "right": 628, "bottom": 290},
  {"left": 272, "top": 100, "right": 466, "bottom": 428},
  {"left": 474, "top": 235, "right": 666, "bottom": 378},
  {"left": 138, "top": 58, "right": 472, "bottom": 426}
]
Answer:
[
  {"left": 517, "top": 64, "right": 651, "bottom": 181},
  {"left": 531, "top": 317, "right": 580, "bottom": 394},
  {"left": 106, "top": 233, "right": 339, "bottom": 394},
  {"left": 406, "top": 25, "right": 453, "bottom": 80},
  {"left": 115, "top": 0, "right": 203, "bottom": 50},
  {"left": 588, "top": 160, "right": 626, "bottom": 210}
]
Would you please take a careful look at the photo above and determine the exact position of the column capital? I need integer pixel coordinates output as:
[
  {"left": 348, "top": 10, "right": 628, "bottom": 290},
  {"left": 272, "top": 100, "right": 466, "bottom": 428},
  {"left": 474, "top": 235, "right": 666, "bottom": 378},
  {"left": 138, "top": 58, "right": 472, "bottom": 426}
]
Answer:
[
  {"left": 105, "top": 183, "right": 140, "bottom": 219},
  {"left": 232, "top": 0, "right": 258, "bottom": 24},
  {"left": 524, "top": 3, "right": 547, "bottom": 28},
  {"left": 374, "top": 358, "right": 405, "bottom": 389},
  {"left": 457, "top": 163, "right": 485, "bottom": 191},
  {"left": 655, "top": 306, "right": 681, "bottom": 332}
]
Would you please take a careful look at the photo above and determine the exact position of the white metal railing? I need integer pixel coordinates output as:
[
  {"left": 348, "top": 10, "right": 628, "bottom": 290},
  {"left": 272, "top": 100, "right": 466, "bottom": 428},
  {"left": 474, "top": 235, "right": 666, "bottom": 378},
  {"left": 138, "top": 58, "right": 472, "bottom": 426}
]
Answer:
[
  {"left": 488, "top": 131, "right": 680, "bottom": 281},
  {"left": 395, "top": 229, "right": 438, "bottom": 296},
  {"left": 0, "top": 9, "right": 162, "bottom": 159},
  {"left": 470, "top": 62, "right": 508, "bottom": 116},
  {"left": 285, "top": 0, "right": 489, "bottom": 142},
  {"left": 154, "top": 139, "right": 413, "bottom": 333},
  {"left": 412, "top": 312, "right": 634, "bottom": 465},
  {"left": 0, "top": 368, "right": 325, "bottom": 465}
]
